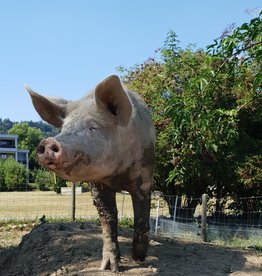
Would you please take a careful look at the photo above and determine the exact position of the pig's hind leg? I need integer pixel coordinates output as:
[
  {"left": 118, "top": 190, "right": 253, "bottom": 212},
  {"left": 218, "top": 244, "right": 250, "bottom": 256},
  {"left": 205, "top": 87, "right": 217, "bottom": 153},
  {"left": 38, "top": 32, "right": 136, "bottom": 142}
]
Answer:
[{"left": 130, "top": 177, "right": 152, "bottom": 262}]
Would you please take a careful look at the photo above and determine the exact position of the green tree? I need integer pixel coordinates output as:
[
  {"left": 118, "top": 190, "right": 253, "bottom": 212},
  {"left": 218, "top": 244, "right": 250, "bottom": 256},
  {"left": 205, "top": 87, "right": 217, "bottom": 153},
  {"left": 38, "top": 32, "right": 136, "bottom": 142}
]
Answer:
[
  {"left": 0, "top": 118, "right": 13, "bottom": 133},
  {"left": 120, "top": 11, "right": 261, "bottom": 212},
  {"left": 8, "top": 122, "right": 44, "bottom": 169},
  {"left": 206, "top": 10, "right": 262, "bottom": 201}
]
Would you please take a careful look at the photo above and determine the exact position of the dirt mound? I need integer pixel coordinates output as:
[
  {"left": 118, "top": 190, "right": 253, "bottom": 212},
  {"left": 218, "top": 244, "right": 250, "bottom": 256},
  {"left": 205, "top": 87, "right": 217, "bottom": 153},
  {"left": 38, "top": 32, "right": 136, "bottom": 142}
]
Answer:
[{"left": 0, "top": 222, "right": 261, "bottom": 275}]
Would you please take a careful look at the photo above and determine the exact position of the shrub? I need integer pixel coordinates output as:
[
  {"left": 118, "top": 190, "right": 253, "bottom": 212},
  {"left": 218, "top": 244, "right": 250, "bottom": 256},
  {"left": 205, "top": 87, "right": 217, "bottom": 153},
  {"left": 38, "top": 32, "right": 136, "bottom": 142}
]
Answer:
[
  {"left": 54, "top": 176, "right": 67, "bottom": 193},
  {"left": 34, "top": 169, "right": 54, "bottom": 191},
  {"left": 0, "top": 159, "right": 6, "bottom": 190},
  {"left": 0, "top": 158, "right": 27, "bottom": 191}
]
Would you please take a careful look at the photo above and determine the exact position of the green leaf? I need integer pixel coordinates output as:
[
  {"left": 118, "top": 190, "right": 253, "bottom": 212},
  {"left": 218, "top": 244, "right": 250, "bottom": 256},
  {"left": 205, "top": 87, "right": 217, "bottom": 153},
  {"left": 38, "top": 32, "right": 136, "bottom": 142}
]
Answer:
[
  {"left": 253, "top": 72, "right": 262, "bottom": 91},
  {"left": 212, "top": 144, "right": 218, "bottom": 152}
]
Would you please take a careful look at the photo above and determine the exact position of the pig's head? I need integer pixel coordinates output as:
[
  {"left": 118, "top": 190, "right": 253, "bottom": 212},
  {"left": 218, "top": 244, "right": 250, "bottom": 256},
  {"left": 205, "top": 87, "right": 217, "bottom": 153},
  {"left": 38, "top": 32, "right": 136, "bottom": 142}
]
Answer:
[{"left": 26, "top": 75, "right": 133, "bottom": 182}]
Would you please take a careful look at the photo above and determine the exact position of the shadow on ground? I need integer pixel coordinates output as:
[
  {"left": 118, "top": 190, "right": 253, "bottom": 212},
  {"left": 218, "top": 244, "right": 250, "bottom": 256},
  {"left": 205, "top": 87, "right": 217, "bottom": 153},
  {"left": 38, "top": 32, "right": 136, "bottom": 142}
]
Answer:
[{"left": 0, "top": 222, "right": 261, "bottom": 276}]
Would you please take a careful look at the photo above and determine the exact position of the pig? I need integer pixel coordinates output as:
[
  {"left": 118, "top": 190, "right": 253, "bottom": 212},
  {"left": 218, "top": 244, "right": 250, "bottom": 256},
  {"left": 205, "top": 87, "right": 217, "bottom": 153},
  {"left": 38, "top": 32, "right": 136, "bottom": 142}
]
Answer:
[{"left": 26, "top": 75, "right": 155, "bottom": 272}]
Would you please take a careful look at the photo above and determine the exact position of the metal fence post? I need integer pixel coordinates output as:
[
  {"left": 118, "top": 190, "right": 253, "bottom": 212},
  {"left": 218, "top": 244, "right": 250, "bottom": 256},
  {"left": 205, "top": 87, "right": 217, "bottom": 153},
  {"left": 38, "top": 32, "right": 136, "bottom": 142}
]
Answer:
[
  {"left": 72, "top": 182, "right": 76, "bottom": 221},
  {"left": 173, "top": 195, "right": 178, "bottom": 222},
  {"left": 155, "top": 196, "right": 160, "bottom": 235},
  {"left": 201, "top": 193, "right": 207, "bottom": 242},
  {"left": 172, "top": 195, "right": 179, "bottom": 232}
]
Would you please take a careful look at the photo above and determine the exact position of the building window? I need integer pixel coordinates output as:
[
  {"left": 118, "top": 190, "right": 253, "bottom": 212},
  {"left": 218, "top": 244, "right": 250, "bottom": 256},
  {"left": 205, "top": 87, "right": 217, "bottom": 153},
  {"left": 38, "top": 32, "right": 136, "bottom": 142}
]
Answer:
[
  {"left": 0, "top": 153, "right": 15, "bottom": 159},
  {"left": 0, "top": 139, "right": 15, "bottom": 148}
]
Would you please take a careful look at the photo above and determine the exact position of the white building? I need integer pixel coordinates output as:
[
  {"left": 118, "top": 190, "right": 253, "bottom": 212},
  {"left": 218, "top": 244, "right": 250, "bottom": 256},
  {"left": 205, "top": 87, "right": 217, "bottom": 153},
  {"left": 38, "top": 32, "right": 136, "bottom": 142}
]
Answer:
[{"left": 0, "top": 134, "right": 29, "bottom": 170}]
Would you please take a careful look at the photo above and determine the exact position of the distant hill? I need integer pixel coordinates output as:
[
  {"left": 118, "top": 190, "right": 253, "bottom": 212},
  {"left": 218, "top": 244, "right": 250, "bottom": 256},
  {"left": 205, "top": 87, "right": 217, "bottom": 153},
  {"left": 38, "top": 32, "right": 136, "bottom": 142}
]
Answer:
[{"left": 0, "top": 118, "right": 59, "bottom": 137}]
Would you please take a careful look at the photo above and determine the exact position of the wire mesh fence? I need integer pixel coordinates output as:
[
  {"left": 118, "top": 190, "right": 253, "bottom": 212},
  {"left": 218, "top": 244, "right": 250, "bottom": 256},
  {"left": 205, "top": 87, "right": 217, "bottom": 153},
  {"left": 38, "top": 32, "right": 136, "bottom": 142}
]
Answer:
[
  {"left": 0, "top": 190, "right": 134, "bottom": 221},
  {"left": 0, "top": 189, "right": 261, "bottom": 242},
  {"left": 151, "top": 193, "right": 262, "bottom": 242}
]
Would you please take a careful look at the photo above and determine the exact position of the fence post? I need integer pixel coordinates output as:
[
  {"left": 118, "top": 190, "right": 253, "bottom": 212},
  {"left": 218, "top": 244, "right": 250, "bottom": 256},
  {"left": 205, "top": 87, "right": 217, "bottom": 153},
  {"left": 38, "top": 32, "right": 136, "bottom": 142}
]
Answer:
[
  {"left": 120, "top": 191, "right": 125, "bottom": 220},
  {"left": 172, "top": 195, "right": 178, "bottom": 232},
  {"left": 155, "top": 196, "right": 160, "bottom": 235},
  {"left": 72, "top": 182, "right": 76, "bottom": 221},
  {"left": 173, "top": 195, "right": 178, "bottom": 222},
  {"left": 201, "top": 193, "right": 207, "bottom": 242}
]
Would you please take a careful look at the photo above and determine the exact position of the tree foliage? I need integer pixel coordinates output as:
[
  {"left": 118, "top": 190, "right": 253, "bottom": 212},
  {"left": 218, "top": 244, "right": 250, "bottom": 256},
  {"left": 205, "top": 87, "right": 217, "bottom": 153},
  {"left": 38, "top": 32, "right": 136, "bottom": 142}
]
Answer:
[
  {"left": 119, "top": 12, "right": 262, "bottom": 206},
  {"left": 53, "top": 176, "right": 67, "bottom": 194},
  {"left": 0, "top": 118, "right": 58, "bottom": 137},
  {"left": 34, "top": 169, "right": 55, "bottom": 191},
  {"left": 0, "top": 158, "right": 27, "bottom": 191},
  {"left": 1, "top": 120, "right": 58, "bottom": 171},
  {"left": 0, "top": 118, "right": 13, "bottom": 133},
  {"left": 8, "top": 122, "right": 44, "bottom": 170},
  {"left": 33, "top": 169, "right": 67, "bottom": 192}
]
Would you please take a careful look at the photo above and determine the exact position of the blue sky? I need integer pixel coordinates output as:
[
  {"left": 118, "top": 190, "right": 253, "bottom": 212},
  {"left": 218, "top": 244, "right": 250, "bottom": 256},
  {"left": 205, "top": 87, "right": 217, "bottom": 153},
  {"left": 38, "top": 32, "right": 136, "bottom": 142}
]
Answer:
[{"left": 0, "top": 0, "right": 261, "bottom": 122}]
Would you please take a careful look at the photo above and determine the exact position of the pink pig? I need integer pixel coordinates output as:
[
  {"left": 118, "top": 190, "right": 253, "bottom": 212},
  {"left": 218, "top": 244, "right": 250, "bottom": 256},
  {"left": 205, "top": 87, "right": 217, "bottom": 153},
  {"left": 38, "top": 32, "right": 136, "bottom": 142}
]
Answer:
[{"left": 26, "top": 75, "right": 155, "bottom": 272}]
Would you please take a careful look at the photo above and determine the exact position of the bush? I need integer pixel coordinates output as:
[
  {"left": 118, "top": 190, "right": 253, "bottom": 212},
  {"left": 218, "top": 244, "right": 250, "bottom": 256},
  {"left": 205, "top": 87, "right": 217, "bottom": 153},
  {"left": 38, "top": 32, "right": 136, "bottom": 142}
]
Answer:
[
  {"left": 53, "top": 176, "right": 67, "bottom": 193},
  {"left": 0, "top": 159, "right": 6, "bottom": 190},
  {"left": 0, "top": 158, "right": 27, "bottom": 191},
  {"left": 34, "top": 169, "right": 54, "bottom": 191}
]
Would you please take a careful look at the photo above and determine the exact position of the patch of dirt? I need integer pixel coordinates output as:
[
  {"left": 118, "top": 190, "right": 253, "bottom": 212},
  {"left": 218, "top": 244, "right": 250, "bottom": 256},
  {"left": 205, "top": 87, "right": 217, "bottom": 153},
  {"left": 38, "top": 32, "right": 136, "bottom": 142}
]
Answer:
[{"left": 0, "top": 222, "right": 261, "bottom": 275}]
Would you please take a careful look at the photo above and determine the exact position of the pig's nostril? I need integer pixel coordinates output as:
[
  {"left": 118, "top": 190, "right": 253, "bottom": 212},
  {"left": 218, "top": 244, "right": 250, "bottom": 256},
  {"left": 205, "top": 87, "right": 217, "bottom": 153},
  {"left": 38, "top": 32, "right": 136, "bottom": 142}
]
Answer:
[
  {"left": 37, "top": 145, "right": 45, "bottom": 154},
  {"left": 51, "top": 144, "right": 59, "bottom": 153}
]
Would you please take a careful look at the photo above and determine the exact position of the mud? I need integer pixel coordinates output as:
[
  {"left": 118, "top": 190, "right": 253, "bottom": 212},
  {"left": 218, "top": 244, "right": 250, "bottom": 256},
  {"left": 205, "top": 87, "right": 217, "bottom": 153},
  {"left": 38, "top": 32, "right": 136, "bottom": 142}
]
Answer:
[{"left": 0, "top": 222, "right": 261, "bottom": 276}]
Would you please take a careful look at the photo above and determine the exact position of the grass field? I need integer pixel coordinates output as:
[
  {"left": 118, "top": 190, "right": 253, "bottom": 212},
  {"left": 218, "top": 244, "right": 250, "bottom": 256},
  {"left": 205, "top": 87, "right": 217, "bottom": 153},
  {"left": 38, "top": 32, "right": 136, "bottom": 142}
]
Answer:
[
  {"left": 0, "top": 191, "right": 136, "bottom": 221},
  {"left": 0, "top": 191, "right": 261, "bottom": 252},
  {"left": 0, "top": 190, "right": 169, "bottom": 222}
]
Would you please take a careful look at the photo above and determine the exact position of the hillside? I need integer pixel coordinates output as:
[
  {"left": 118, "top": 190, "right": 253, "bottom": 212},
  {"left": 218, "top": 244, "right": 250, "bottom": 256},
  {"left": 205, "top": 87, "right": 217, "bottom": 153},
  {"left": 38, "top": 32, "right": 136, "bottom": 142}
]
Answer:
[{"left": 0, "top": 118, "right": 58, "bottom": 137}]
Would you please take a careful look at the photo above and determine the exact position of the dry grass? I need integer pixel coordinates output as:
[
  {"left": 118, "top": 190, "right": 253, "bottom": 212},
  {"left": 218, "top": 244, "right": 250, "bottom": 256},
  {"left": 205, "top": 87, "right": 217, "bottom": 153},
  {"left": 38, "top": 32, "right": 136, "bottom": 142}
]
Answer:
[
  {"left": 0, "top": 191, "right": 171, "bottom": 253},
  {"left": 0, "top": 191, "right": 135, "bottom": 221}
]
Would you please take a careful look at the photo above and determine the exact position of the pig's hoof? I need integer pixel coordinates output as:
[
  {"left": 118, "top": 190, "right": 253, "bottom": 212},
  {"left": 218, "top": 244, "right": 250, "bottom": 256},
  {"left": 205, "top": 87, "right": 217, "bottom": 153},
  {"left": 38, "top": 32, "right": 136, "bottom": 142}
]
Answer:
[
  {"left": 100, "top": 254, "right": 119, "bottom": 272},
  {"left": 132, "top": 241, "right": 148, "bottom": 262}
]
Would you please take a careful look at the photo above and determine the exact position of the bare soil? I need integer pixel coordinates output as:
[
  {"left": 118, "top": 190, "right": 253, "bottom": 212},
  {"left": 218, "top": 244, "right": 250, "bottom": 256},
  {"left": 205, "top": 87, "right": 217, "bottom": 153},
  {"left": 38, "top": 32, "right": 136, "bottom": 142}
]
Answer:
[{"left": 0, "top": 222, "right": 261, "bottom": 276}]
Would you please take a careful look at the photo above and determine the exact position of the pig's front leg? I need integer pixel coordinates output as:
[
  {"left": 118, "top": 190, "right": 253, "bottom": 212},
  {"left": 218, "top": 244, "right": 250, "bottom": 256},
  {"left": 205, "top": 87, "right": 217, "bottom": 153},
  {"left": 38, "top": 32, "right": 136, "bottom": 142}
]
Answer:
[{"left": 90, "top": 183, "right": 120, "bottom": 272}]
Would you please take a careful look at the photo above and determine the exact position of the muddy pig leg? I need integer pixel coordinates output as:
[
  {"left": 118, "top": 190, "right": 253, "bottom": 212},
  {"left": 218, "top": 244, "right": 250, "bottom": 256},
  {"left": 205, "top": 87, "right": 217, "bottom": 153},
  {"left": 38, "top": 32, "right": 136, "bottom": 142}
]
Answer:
[
  {"left": 131, "top": 187, "right": 151, "bottom": 262},
  {"left": 90, "top": 183, "right": 120, "bottom": 272}
]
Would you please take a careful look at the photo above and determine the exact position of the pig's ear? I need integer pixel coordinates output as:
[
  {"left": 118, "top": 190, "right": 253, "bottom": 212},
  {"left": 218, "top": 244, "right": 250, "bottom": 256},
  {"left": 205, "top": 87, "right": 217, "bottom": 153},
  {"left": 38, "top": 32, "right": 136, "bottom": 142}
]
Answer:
[
  {"left": 25, "top": 85, "right": 68, "bottom": 128},
  {"left": 95, "top": 75, "right": 132, "bottom": 126}
]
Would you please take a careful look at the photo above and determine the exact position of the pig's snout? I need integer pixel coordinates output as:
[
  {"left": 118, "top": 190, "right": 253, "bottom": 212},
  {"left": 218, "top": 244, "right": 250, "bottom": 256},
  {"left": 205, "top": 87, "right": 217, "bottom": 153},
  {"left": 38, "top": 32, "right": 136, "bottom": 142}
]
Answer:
[{"left": 37, "top": 138, "right": 62, "bottom": 169}]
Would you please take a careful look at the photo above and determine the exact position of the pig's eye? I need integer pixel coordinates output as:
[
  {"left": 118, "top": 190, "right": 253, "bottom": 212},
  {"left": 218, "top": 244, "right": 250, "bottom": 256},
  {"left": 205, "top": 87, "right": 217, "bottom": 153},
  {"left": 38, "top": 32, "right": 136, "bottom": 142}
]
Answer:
[
  {"left": 88, "top": 122, "right": 98, "bottom": 132},
  {"left": 89, "top": 126, "right": 97, "bottom": 132}
]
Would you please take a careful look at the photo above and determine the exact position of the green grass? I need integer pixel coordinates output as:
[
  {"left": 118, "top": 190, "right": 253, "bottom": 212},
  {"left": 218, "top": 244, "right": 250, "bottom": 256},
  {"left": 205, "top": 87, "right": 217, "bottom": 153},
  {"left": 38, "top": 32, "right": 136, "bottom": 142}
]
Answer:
[
  {"left": 119, "top": 216, "right": 134, "bottom": 228},
  {"left": 212, "top": 236, "right": 262, "bottom": 251}
]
